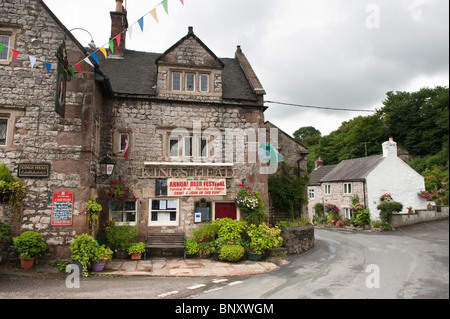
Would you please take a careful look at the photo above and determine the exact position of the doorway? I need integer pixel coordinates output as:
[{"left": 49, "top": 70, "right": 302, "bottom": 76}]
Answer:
[{"left": 214, "top": 203, "right": 237, "bottom": 220}]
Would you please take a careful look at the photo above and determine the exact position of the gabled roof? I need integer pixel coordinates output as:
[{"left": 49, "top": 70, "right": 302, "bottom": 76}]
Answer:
[
  {"left": 309, "top": 164, "right": 338, "bottom": 186},
  {"left": 320, "top": 155, "right": 384, "bottom": 183}
]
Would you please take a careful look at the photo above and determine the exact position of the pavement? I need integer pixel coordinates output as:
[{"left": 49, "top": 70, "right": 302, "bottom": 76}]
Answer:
[{"left": 100, "top": 257, "right": 288, "bottom": 277}]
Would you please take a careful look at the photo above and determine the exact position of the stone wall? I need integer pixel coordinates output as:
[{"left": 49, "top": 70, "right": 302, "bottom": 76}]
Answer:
[
  {"left": 391, "top": 206, "right": 449, "bottom": 228},
  {"left": 281, "top": 224, "right": 315, "bottom": 255}
]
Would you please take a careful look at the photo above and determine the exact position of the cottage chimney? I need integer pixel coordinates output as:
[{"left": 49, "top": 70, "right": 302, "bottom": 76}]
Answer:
[
  {"left": 315, "top": 157, "right": 324, "bottom": 170},
  {"left": 110, "top": 0, "right": 128, "bottom": 57},
  {"left": 382, "top": 137, "right": 398, "bottom": 158}
]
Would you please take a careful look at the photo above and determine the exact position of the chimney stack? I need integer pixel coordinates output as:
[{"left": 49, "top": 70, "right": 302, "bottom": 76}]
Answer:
[
  {"left": 315, "top": 157, "right": 324, "bottom": 170},
  {"left": 382, "top": 138, "right": 398, "bottom": 158},
  {"left": 110, "top": 0, "right": 128, "bottom": 57}
]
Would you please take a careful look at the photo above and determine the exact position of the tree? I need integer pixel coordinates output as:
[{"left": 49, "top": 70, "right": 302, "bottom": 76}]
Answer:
[{"left": 293, "top": 126, "right": 322, "bottom": 147}]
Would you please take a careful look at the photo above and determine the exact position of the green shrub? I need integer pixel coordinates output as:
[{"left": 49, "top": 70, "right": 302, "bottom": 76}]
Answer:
[
  {"left": 0, "top": 221, "right": 13, "bottom": 244},
  {"left": 354, "top": 209, "right": 371, "bottom": 226},
  {"left": 185, "top": 239, "right": 199, "bottom": 256},
  {"left": 377, "top": 201, "right": 403, "bottom": 226},
  {"left": 70, "top": 234, "right": 99, "bottom": 277},
  {"left": 219, "top": 244, "right": 245, "bottom": 262},
  {"left": 192, "top": 222, "right": 218, "bottom": 243},
  {"left": 247, "top": 223, "right": 283, "bottom": 254},
  {"left": 214, "top": 218, "right": 247, "bottom": 242},
  {"left": 276, "top": 218, "right": 309, "bottom": 229},
  {"left": 126, "top": 242, "right": 146, "bottom": 254},
  {"left": 13, "top": 231, "right": 47, "bottom": 260},
  {"left": 105, "top": 222, "right": 139, "bottom": 251}
]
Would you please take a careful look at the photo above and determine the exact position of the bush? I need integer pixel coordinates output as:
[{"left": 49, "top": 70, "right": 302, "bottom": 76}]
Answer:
[
  {"left": 185, "top": 239, "right": 199, "bottom": 256},
  {"left": 0, "top": 221, "right": 13, "bottom": 244},
  {"left": 70, "top": 234, "right": 99, "bottom": 277},
  {"left": 192, "top": 222, "right": 218, "bottom": 243},
  {"left": 276, "top": 218, "right": 309, "bottom": 229},
  {"left": 214, "top": 218, "right": 247, "bottom": 242},
  {"left": 13, "top": 231, "right": 47, "bottom": 260},
  {"left": 105, "top": 222, "right": 139, "bottom": 251},
  {"left": 247, "top": 223, "right": 283, "bottom": 254},
  {"left": 219, "top": 244, "right": 245, "bottom": 262},
  {"left": 354, "top": 209, "right": 371, "bottom": 226},
  {"left": 377, "top": 201, "right": 403, "bottom": 226}
]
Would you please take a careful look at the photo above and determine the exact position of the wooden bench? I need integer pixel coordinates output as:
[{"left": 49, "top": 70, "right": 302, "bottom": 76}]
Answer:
[{"left": 144, "top": 232, "right": 186, "bottom": 260}]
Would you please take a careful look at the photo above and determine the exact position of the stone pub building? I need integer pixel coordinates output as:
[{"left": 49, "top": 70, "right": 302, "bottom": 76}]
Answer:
[{"left": 1, "top": 0, "right": 306, "bottom": 258}]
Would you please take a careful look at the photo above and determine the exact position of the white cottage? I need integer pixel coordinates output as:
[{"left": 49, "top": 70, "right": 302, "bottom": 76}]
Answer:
[{"left": 308, "top": 138, "right": 428, "bottom": 221}]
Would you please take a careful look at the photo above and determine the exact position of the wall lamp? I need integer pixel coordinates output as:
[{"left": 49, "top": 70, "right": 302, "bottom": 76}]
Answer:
[
  {"left": 31, "top": 26, "right": 97, "bottom": 50},
  {"left": 69, "top": 28, "right": 97, "bottom": 50},
  {"left": 31, "top": 26, "right": 47, "bottom": 46}
]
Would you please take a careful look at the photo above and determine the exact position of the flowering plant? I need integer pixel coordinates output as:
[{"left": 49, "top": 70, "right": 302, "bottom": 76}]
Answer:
[
  {"left": 325, "top": 203, "right": 339, "bottom": 214},
  {"left": 106, "top": 181, "right": 137, "bottom": 210},
  {"left": 407, "top": 206, "right": 414, "bottom": 214},
  {"left": 247, "top": 223, "right": 283, "bottom": 254},
  {"left": 235, "top": 184, "right": 267, "bottom": 225},
  {"left": 380, "top": 193, "right": 393, "bottom": 202},
  {"left": 418, "top": 189, "right": 446, "bottom": 204}
]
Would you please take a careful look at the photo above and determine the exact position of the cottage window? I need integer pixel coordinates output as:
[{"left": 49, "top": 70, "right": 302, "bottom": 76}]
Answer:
[
  {"left": 0, "top": 36, "right": 9, "bottom": 60},
  {"left": 344, "top": 208, "right": 352, "bottom": 219},
  {"left": 186, "top": 73, "right": 195, "bottom": 91},
  {"left": 184, "top": 136, "right": 193, "bottom": 157},
  {"left": 198, "top": 137, "right": 208, "bottom": 158},
  {"left": 200, "top": 74, "right": 209, "bottom": 92},
  {"left": 169, "top": 136, "right": 180, "bottom": 157},
  {"left": 308, "top": 188, "right": 315, "bottom": 199},
  {"left": 149, "top": 199, "right": 179, "bottom": 226},
  {"left": 111, "top": 201, "right": 137, "bottom": 225},
  {"left": 172, "top": 73, "right": 181, "bottom": 91},
  {"left": 0, "top": 118, "right": 8, "bottom": 146},
  {"left": 344, "top": 183, "right": 352, "bottom": 194},
  {"left": 324, "top": 184, "right": 331, "bottom": 194}
]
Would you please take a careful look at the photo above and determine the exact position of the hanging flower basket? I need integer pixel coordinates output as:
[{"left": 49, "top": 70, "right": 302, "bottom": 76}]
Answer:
[{"left": 106, "top": 181, "right": 137, "bottom": 210}]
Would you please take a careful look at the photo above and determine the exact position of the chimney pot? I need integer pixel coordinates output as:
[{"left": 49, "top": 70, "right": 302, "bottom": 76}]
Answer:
[
  {"left": 315, "top": 157, "right": 324, "bottom": 170},
  {"left": 116, "top": 0, "right": 123, "bottom": 12},
  {"left": 188, "top": 26, "right": 194, "bottom": 34}
]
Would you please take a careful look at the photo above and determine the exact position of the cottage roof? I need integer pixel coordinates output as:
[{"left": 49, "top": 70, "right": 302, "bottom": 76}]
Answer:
[
  {"left": 320, "top": 155, "right": 384, "bottom": 183},
  {"left": 309, "top": 164, "right": 338, "bottom": 186}
]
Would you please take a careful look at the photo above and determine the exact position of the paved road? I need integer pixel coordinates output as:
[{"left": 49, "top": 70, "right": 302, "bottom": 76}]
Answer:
[
  {"left": 0, "top": 220, "right": 448, "bottom": 300},
  {"left": 195, "top": 220, "right": 449, "bottom": 299}
]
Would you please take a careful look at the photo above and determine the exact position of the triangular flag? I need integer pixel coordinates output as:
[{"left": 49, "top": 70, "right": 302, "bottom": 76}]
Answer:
[
  {"left": 150, "top": 8, "right": 159, "bottom": 23},
  {"left": 116, "top": 33, "right": 121, "bottom": 47},
  {"left": 138, "top": 17, "right": 144, "bottom": 31},
  {"left": 44, "top": 62, "right": 52, "bottom": 74},
  {"left": 11, "top": 49, "right": 19, "bottom": 61},
  {"left": 75, "top": 63, "right": 82, "bottom": 74},
  {"left": 29, "top": 56, "right": 37, "bottom": 68},
  {"left": 180, "top": 0, "right": 184, "bottom": 5},
  {"left": 99, "top": 47, "right": 108, "bottom": 58},
  {"left": 123, "top": 134, "right": 129, "bottom": 161},
  {"left": 128, "top": 24, "right": 133, "bottom": 39},
  {"left": 90, "top": 52, "right": 99, "bottom": 64},
  {"left": 109, "top": 40, "right": 114, "bottom": 53},
  {"left": 84, "top": 57, "right": 94, "bottom": 68},
  {"left": 69, "top": 67, "right": 75, "bottom": 78},
  {"left": 162, "top": 0, "right": 169, "bottom": 14},
  {"left": 0, "top": 44, "right": 4, "bottom": 55}
]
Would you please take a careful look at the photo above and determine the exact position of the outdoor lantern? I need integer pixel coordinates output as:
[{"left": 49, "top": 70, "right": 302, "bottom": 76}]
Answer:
[{"left": 100, "top": 155, "right": 115, "bottom": 176}]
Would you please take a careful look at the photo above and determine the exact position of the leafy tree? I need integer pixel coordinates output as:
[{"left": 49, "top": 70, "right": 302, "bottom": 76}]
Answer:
[{"left": 293, "top": 126, "right": 322, "bottom": 147}]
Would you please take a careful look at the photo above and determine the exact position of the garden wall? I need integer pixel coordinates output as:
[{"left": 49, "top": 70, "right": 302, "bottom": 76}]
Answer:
[
  {"left": 391, "top": 206, "right": 449, "bottom": 228},
  {"left": 281, "top": 224, "right": 314, "bottom": 255}
]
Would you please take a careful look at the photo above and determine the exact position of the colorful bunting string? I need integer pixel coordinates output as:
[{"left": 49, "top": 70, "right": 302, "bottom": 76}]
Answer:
[{"left": 0, "top": 0, "right": 185, "bottom": 76}]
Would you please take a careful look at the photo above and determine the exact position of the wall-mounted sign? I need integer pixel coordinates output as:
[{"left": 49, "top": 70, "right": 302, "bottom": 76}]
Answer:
[
  {"left": 141, "top": 164, "right": 235, "bottom": 179},
  {"left": 168, "top": 179, "right": 226, "bottom": 197},
  {"left": 51, "top": 191, "right": 73, "bottom": 226},
  {"left": 17, "top": 163, "right": 51, "bottom": 178}
]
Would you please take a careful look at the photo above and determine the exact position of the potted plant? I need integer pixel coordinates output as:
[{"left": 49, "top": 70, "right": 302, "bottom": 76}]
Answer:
[
  {"left": 86, "top": 195, "right": 103, "bottom": 237},
  {"left": 198, "top": 241, "right": 215, "bottom": 259},
  {"left": 70, "top": 234, "right": 99, "bottom": 277},
  {"left": 13, "top": 231, "right": 47, "bottom": 269},
  {"left": 235, "top": 185, "right": 267, "bottom": 225},
  {"left": 185, "top": 239, "right": 199, "bottom": 258},
  {"left": 91, "top": 245, "right": 113, "bottom": 272},
  {"left": 247, "top": 223, "right": 283, "bottom": 261},
  {"left": 105, "top": 222, "right": 139, "bottom": 259},
  {"left": 127, "top": 242, "right": 146, "bottom": 260}
]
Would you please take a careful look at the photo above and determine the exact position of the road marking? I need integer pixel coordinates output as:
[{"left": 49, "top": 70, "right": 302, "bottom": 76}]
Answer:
[
  {"left": 187, "top": 284, "right": 207, "bottom": 290},
  {"left": 212, "top": 279, "right": 229, "bottom": 284},
  {"left": 204, "top": 287, "right": 223, "bottom": 294},
  {"left": 158, "top": 290, "right": 179, "bottom": 297},
  {"left": 228, "top": 281, "right": 244, "bottom": 286}
]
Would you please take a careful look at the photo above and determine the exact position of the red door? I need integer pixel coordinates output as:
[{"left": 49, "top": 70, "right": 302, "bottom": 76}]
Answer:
[{"left": 215, "top": 203, "right": 237, "bottom": 220}]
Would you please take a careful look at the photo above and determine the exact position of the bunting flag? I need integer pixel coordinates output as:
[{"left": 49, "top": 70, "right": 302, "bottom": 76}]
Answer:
[
  {"left": 44, "top": 62, "right": 52, "bottom": 74},
  {"left": 162, "top": 0, "right": 169, "bottom": 14},
  {"left": 0, "top": 0, "right": 186, "bottom": 76},
  {"left": 11, "top": 49, "right": 19, "bottom": 61},
  {"left": 150, "top": 8, "right": 159, "bottom": 23},
  {"left": 29, "top": 55, "right": 37, "bottom": 68}
]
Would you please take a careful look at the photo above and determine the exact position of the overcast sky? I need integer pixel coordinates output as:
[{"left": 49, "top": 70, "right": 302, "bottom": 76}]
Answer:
[{"left": 43, "top": 0, "right": 449, "bottom": 136}]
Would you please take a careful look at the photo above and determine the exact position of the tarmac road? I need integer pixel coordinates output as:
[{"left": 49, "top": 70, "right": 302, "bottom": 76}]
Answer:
[{"left": 0, "top": 220, "right": 448, "bottom": 300}]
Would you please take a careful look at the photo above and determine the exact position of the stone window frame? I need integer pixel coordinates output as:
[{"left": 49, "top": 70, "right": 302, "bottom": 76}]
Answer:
[
  {"left": 324, "top": 184, "right": 331, "bottom": 194},
  {"left": 0, "top": 107, "right": 25, "bottom": 149},
  {"left": 113, "top": 129, "right": 133, "bottom": 157},
  {"left": 308, "top": 188, "right": 315, "bottom": 199},
  {"left": 0, "top": 25, "right": 20, "bottom": 66},
  {"left": 343, "top": 182, "right": 352, "bottom": 195},
  {"left": 344, "top": 207, "right": 352, "bottom": 219},
  {"left": 166, "top": 130, "right": 211, "bottom": 161},
  {"left": 148, "top": 198, "right": 180, "bottom": 227},
  {"left": 170, "top": 69, "right": 211, "bottom": 93}
]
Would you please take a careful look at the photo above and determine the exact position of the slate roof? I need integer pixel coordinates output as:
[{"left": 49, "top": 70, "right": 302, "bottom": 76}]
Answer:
[
  {"left": 309, "top": 164, "right": 338, "bottom": 186},
  {"left": 320, "top": 155, "right": 384, "bottom": 183},
  {"left": 97, "top": 50, "right": 258, "bottom": 101}
]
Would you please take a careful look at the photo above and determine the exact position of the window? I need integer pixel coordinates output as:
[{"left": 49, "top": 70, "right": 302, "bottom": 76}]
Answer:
[
  {"left": 344, "top": 208, "right": 352, "bottom": 219},
  {"left": 200, "top": 74, "right": 209, "bottom": 92},
  {"left": 119, "top": 133, "right": 129, "bottom": 152},
  {"left": 149, "top": 199, "right": 179, "bottom": 226},
  {"left": 186, "top": 73, "right": 195, "bottom": 91},
  {"left": 184, "top": 136, "right": 192, "bottom": 157},
  {"left": 324, "top": 184, "right": 331, "bottom": 194},
  {"left": 198, "top": 137, "right": 207, "bottom": 158},
  {"left": 0, "top": 118, "right": 8, "bottom": 146},
  {"left": 344, "top": 183, "right": 352, "bottom": 194},
  {"left": 111, "top": 201, "right": 137, "bottom": 225},
  {"left": 169, "top": 136, "right": 180, "bottom": 157},
  {"left": 172, "top": 73, "right": 181, "bottom": 91},
  {"left": 0, "top": 36, "right": 9, "bottom": 60},
  {"left": 155, "top": 179, "right": 168, "bottom": 197},
  {"left": 308, "top": 188, "right": 315, "bottom": 199}
]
